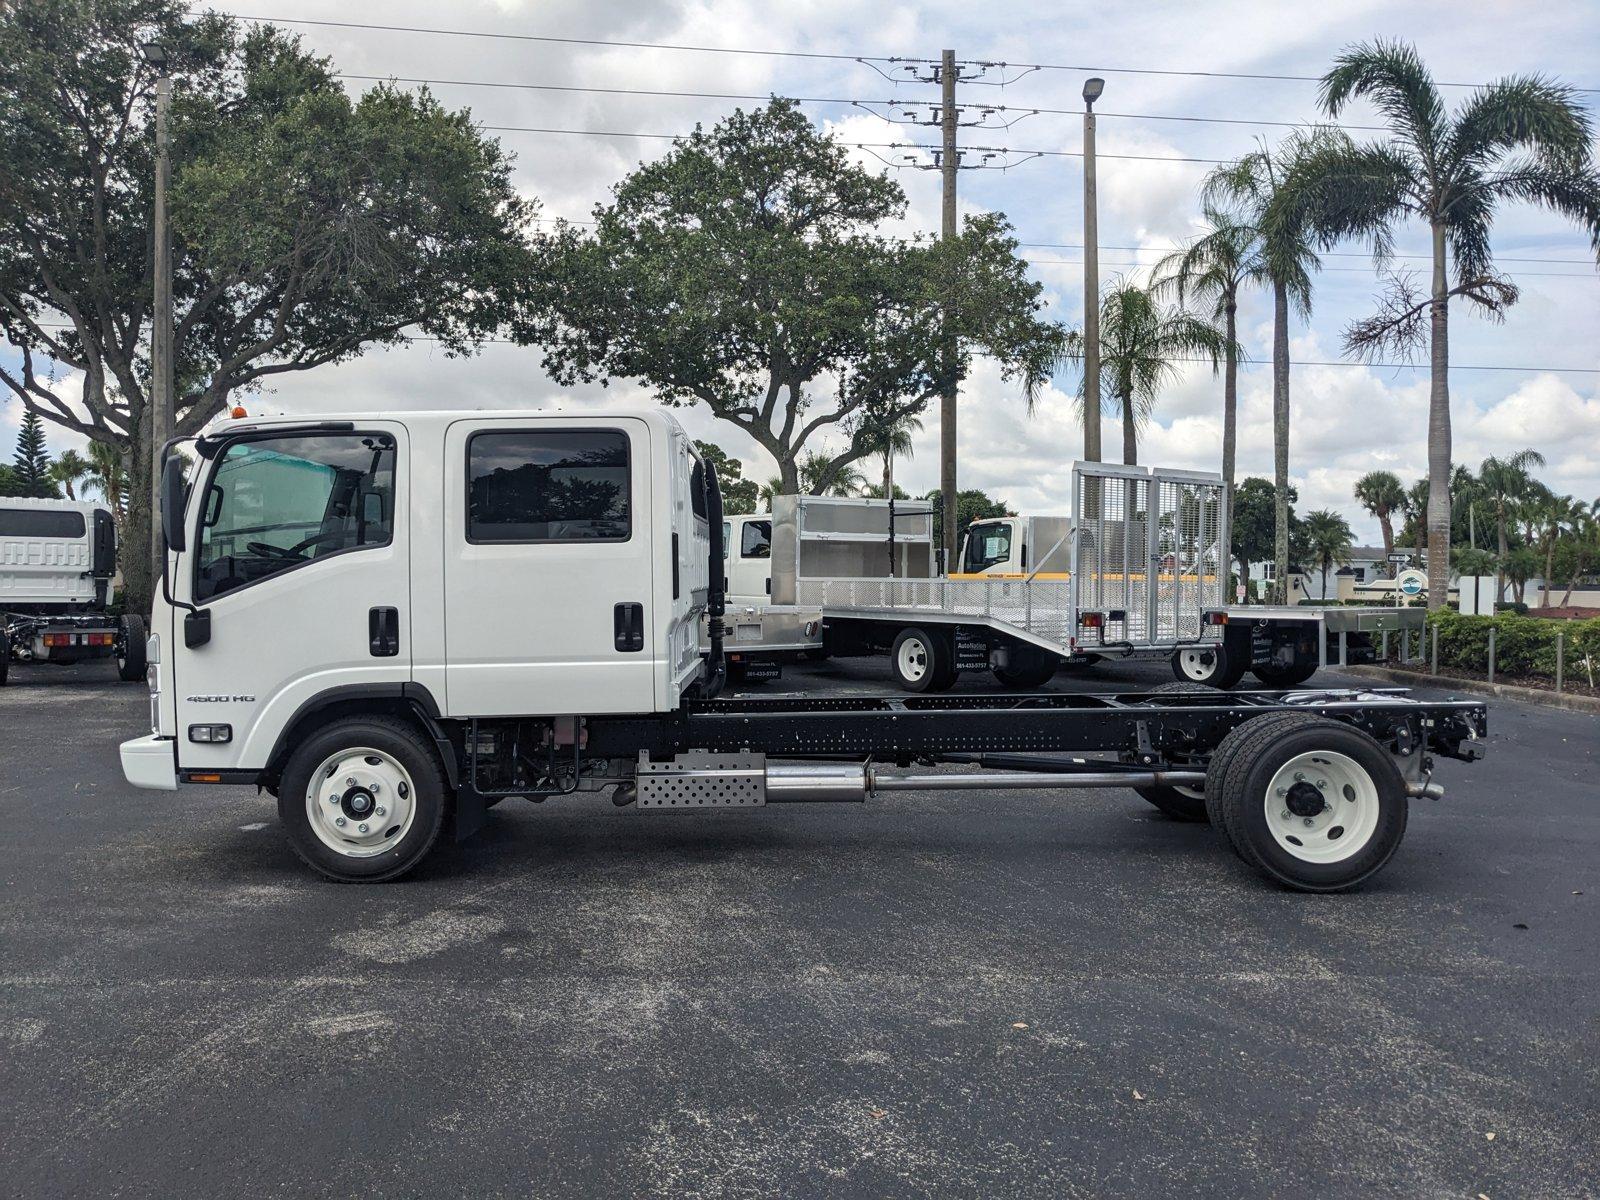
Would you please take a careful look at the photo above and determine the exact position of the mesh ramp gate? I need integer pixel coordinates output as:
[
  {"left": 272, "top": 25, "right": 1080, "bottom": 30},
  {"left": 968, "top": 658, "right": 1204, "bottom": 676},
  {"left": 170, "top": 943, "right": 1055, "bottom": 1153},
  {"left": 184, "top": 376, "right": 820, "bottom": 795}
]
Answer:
[{"left": 1071, "top": 463, "right": 1227, "bottom": 648}]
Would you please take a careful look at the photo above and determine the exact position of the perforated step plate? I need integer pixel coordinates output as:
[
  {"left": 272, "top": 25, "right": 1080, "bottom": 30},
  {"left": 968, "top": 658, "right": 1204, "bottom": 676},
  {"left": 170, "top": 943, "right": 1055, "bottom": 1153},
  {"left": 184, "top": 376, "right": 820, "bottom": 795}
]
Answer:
[{"left": 636, "top": 752, "right": 767, "bottom": 808}]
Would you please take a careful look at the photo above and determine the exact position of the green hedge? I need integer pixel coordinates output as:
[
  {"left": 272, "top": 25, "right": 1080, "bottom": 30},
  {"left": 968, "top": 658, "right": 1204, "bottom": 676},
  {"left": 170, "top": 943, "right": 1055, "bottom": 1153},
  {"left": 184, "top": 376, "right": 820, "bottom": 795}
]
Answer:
[{"left": 1422, "top": 611, "right": 1600, "bottom": 682}]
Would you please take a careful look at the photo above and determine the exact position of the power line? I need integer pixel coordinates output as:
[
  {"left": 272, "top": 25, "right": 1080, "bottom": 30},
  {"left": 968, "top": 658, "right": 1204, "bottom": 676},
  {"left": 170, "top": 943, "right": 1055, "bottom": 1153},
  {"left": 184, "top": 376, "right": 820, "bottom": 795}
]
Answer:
[
  {"left": 335, "top": 71, "right": 1395, "bottom": 134},
  {"left": 481, "top": 123, "right": 1228, "bottom": 164},
  {"left": 998, "top": 58, "right": 1600, "bottom": 95},
  {"left": 231, "top": 15, "right": 1600, "bottom": 93},
  {"left": 231, "top": 15, "right": 898, "bottom": 63}
]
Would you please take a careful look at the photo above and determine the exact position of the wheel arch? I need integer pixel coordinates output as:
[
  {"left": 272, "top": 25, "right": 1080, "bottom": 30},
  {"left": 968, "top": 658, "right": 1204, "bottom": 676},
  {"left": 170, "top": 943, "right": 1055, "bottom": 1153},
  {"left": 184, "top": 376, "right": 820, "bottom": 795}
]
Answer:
[{"left": 260, "top": 683, "right": 456, "bottom": 791}]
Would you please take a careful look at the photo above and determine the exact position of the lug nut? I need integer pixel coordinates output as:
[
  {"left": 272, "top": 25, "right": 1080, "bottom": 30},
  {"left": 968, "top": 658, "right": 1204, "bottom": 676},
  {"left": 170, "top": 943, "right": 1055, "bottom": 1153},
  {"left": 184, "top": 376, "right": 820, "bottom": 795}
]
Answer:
[
  {"left": 1302, "top": 817, "right": 1314, "bottom": 827},
  {"left": 334, "top": 816, "right": 346, "bottom": 827},
  {"left": 328, "top": 795, "right": 339, "bottom": 805},
  {"left": 1281, "top": 810, "right": 1290, "bottom": 819},
  {"left": 1293, "top": 772, "right": 1305, "bottom": 782},
  {"left": 1317, "top": 779, "right": 1328, "bottom": 789},
  {"left": 375, "top": 806, "right": 387, "bottom": 817},
  {"left": 358, "top": 823, "right": 369, "bottom": 834},
  {"left": 345, "top": 776, "right": 357, "bottom": 787},
  {"left": 1275, "top": 788, "right": 1286, "bottom": 797},
  {"left": 369, "top": 782, "right": 381, "bottom": 795}
]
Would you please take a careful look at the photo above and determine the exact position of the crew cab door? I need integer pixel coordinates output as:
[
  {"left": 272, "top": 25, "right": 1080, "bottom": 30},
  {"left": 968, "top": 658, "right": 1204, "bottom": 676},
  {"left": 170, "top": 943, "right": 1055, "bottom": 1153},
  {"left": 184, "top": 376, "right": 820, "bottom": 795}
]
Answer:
[
  {"left": 173, "top": 424, "right": 410, "bottom": 772},
  {"left": 442, "top": 417, "right": 655, "bottom": 716}
]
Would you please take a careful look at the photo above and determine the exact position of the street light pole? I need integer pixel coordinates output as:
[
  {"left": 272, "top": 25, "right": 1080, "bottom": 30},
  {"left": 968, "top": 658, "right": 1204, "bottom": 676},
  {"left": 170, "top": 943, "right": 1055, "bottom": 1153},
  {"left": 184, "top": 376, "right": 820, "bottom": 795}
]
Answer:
[
  {"left": 142, "top": 43, "right": 173, "bottom": 607},
  {"left": 1081, "top": 77, "right": 1105, "bottom": 464}
]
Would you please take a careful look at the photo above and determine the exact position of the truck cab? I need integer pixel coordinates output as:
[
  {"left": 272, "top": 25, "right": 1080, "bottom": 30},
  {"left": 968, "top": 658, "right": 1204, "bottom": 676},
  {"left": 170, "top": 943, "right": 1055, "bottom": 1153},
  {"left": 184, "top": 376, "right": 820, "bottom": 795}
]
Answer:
[
  {"left": 721, "top": 512, "right": 773, "bottom": 605},
  {"left": 953, "top": 515, "right": 1072, "bottom": 579},
  {"left": 1, "top": 497, "right": 145, "bottom": 685},
  {"left": 123, "top": 408, "right": 712, "bottom": 797}
]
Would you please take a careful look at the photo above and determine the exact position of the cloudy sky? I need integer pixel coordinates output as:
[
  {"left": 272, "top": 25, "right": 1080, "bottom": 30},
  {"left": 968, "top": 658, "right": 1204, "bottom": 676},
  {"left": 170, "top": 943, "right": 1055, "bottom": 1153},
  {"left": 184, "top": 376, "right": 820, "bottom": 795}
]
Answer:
[{"left": 5, "top": 0, "right": 1598, "bottom": 542}]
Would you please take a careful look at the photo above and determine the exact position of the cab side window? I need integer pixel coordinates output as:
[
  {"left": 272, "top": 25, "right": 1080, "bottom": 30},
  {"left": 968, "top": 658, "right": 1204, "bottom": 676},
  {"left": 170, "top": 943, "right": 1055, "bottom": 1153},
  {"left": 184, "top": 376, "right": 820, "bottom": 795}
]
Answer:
[
  {"left": 195, "top": 434, "right": 395, "bottom": 602},
  {"left": 467, "top": 430, "right": 630, "bottom": 543},
  {"left": 740, "top": 520, "right": 772, "bottom": 559}
]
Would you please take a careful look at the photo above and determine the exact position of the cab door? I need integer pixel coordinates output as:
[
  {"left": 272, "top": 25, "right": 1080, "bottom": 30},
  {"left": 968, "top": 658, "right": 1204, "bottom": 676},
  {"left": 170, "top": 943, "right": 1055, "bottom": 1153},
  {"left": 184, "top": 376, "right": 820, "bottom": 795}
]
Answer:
[
  {"left": 442, "top": 416, "right": 655, "bottom": 716},
  {"left": 173, "top": 424, "right": 410, "bottom": 772}
]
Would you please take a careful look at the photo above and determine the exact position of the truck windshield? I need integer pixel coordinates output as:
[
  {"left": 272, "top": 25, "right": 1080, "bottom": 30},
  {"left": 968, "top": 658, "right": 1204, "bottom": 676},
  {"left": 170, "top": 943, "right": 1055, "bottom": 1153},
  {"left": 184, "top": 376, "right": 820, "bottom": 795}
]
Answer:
[
  {"left": 195, "top": 433, "right": 395, "bottom": 601},
  {"left": 962, "top": 521, "right": 1011, "bottom": 572}
]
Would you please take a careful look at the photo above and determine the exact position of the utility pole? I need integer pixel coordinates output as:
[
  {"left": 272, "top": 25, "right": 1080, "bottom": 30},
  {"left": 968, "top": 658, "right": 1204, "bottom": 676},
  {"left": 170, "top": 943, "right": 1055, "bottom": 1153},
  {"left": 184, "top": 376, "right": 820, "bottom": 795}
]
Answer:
[
  {"left": 142, "top": 42, "right": 173, "bottom": 602},
  {"left": 938, "top": 48, "right": 960, "bottom": 571},
  {"left": 1081, "top": 77, "right": 1105, "bottom": 464}
]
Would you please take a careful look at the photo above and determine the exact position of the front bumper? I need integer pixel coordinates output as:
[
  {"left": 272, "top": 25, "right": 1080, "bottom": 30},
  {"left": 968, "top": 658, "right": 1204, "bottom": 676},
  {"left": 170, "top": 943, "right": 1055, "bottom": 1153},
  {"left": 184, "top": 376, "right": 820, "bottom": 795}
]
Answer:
[{"left": 120, "top": 734, "right": 177, "bottom": 791}]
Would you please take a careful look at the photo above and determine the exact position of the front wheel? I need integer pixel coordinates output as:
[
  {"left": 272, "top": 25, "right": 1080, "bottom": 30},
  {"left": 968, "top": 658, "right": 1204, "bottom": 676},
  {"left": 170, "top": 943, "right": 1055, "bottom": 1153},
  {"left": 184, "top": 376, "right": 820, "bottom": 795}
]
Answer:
[
  {"left": 278, "top": 715, "right": 450, "bottom": 883},
  {"left": 116, "top": 613, "right": 148, "bottom": 682},
  {"left": 1209, "top": 713, "right": 1407, "bottom": 892},
  {"left": 1172, "top": 642, "right": 1245, "bottom": 688}
]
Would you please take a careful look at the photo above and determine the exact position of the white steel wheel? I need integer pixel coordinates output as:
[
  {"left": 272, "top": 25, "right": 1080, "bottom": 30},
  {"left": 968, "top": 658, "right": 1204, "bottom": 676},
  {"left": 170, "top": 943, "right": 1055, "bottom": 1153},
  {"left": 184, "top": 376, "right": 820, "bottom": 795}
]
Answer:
[
  {"left": 303, "top": 746, "right": 418, "bottom": 859},
  {"left": 1174, "top": 647, "right": 1222, "bottom": 683},
  {"left": 897, "top": 635, "right": 930, "bottom": 683},
  {"left": 1263, "top": 750, "right": 1380, "bottom": 865}
]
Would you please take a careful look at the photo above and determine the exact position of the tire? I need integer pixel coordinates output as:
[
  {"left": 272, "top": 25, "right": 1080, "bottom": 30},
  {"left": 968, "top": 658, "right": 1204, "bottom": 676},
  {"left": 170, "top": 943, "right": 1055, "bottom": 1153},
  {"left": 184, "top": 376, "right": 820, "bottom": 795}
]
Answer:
[
  {"left": 1252, "top": 659, "right": 1318, "bottom": 688},
  {"left": 1172, "top": 642, "right": 1246, "bottom": 688},
  {"left": 116, "top": 613, "right": 148, "bottom": 682},
  {"left": 277, "top": 715, "right": 450, "bottom": 883},
  {"left": 993, "top": 644, "right": 1058, "bottom": 689},
  {"left": 891, "top": 627, "right": 949, "bottom": 693},
  {"left": 1211, "top": 714, "right": 1407, "bottom": 893},
  {"left": 1133, "top": 682, "right": 1219, "bottom": 822}
]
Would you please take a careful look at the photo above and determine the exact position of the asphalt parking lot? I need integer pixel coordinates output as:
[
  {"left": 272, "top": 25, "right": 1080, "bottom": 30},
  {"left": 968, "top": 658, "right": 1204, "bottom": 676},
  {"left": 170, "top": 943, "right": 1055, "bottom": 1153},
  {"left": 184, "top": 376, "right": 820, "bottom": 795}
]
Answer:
[{"left": 1, "top": 655, "right": 1596, "bottom": 1198}]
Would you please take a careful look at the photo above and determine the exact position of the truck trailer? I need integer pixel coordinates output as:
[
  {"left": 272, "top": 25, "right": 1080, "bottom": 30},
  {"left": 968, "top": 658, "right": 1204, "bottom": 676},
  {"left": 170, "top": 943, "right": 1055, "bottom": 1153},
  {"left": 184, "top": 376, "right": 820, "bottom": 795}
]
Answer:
[
  {"left": 119, "top": 408, "right": 1485, "bottom": 892},
  {"left": 1, "top": 497, "right": 146, "bottom": 686}
]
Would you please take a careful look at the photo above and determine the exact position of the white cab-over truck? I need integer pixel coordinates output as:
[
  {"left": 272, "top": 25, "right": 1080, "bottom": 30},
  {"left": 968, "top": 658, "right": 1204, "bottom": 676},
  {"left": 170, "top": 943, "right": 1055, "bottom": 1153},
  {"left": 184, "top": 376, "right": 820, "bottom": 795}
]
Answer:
[
  {"left": 1, "top": 498, "right": 147, "bottom": 686},
  {"left": 121, "top": 407, "right": 1485, "bottom": 891}
]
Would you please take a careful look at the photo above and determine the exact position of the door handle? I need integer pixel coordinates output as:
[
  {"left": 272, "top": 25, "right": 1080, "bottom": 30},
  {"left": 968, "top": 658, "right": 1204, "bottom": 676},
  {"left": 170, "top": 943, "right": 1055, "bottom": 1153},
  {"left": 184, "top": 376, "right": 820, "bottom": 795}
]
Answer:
[
  {"left": 369, "top": 607, "right": 400, "bottom": 657},
  {"left": 614, "top": 602, "right": 644, "bottom": 652}
]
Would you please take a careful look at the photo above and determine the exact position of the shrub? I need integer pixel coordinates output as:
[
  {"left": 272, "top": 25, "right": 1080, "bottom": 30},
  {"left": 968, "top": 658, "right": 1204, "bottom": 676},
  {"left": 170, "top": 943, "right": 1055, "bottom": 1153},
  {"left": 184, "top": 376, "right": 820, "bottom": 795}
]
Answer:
[{"left": 1423, "top": 610, "right": 1600, "bottom": 683}]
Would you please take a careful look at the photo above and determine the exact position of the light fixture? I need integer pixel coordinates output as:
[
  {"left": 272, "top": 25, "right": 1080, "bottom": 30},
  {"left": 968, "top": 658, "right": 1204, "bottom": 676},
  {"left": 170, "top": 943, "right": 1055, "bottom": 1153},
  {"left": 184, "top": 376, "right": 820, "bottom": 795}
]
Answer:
[
  {"left": 1082, "top": 77, "right": 1106, "bottom": 108},
  {"left": 139, "top": 41, "right": 168, "bottom": 69}
]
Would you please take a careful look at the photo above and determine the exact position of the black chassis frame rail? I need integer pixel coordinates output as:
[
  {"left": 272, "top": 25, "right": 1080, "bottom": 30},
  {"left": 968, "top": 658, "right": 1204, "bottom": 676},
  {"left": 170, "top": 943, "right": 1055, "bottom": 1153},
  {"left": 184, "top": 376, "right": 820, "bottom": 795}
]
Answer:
[{"left": 584, "top": 688, "right": 1488, "bottom": 768}]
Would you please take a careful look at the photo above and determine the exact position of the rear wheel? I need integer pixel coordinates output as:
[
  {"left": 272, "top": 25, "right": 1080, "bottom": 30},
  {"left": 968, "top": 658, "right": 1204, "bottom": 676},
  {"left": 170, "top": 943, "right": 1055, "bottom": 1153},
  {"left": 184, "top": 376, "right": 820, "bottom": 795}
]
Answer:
[
  {"left": 1211, "top": 713, "right": 1407, "bottom": 892},
  {"left": 1172, "top": 642, "right": 1245, "bottom": 688},
  {"left": 278, "top": 715, "right": 449, "bottom": 883},
  {"left": 891, "top": 627, "right": 951, "bottom": 693},
  {"left": 116, "top": 613, "right": 148, "bottom": 682},
  {"left": 1133, "top": 682, "right": 1219, "bottom": 822}
]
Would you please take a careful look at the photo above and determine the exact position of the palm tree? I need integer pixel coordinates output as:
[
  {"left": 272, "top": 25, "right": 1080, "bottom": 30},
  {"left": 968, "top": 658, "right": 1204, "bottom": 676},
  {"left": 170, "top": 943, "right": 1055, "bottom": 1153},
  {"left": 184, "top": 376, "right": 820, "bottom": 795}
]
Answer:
[
  {"left": 1207, "top": 129, "right": 1347, "bottom": 602},
  {"left": 798, "top": 451, "right": 866, "bottom": 497},
  {"left": 1557, "top": 500, "right": 1599, "bottom": 607},
  {"left": 85, "top": 440, "right": 129, "bottom": 526},
  {"left": 1303, "top": 509, "right": 1355, "bottom": 599},
  {"left": 1404, "top": 477, "right": 1430, "bottom": 560},
  {"left": 1080, "top": 277, "right": 1229, "bottom": 466},
  {"left": 1352, "top": 470, "right": 1406, "bottom": 573},
  {"left": 1152, "top": 204, "right": 1262, "bottom": 533},
  {"left": 856, "top": 411, "right": 922, "bottom": 499},
  {"left": 1530, "top": 492, "right": 1582, "bottom": 607},
  {"left": 1480, "top": 449, "right": 1546, "bottom": 603},
  {"left": 47, "top": 449, "right": 92, "bottom": 500},
  {"left": 1294, "top": 40, "right": 1600, "bottom": 610}
]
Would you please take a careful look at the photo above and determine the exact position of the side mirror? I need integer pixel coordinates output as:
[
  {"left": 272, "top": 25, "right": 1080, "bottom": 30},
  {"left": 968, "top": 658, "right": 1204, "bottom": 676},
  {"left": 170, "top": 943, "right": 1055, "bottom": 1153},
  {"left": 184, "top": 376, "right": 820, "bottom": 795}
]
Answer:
[{"left": 160, "top": 454, "right": 187, "bottom": 553}]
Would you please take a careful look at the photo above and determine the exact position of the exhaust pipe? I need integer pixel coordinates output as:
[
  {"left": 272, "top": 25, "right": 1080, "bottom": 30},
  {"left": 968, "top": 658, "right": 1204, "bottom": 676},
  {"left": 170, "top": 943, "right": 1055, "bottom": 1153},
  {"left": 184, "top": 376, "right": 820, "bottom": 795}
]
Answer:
[{"left": 766, "top": 763, "right": 1207, "bottom": 800}]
